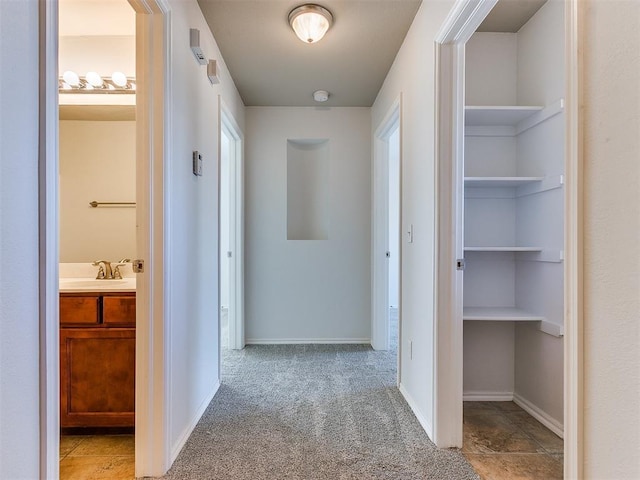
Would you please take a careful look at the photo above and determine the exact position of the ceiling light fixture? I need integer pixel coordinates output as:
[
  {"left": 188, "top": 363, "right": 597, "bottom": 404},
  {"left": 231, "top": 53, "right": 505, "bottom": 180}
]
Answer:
[{"left": 288, "top": 4, "right": 333, "bottom": 44}]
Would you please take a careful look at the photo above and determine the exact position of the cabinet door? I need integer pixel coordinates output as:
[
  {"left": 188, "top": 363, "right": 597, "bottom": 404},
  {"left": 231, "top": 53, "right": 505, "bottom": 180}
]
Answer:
[
  {"left": 103, "top": 296, "right": 136, "bottom": 326},
  {"left": 60, "top": 328, "right": 135, "bottom": 428},
  {"left": 60, "top": 296, "right": 99, "bottom": 325}
]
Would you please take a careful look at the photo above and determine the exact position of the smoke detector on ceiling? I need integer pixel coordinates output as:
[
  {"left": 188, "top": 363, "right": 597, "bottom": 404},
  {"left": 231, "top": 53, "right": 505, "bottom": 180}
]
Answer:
[{"left": 313, "top": 90, "right": 329, "bottom": 102}]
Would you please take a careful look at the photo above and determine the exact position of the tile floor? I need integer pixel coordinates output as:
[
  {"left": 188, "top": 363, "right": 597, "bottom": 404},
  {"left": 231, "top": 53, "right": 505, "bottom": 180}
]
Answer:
[
  {"left": 60, "top": 435, "right": 135, "bottom": 480},
  {"left": 463, "top": 401, "right": 564, "bottom": 480}
]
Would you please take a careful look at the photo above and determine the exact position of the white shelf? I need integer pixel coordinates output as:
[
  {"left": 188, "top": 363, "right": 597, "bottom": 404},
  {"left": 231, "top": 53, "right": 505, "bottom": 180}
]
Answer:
[
  {"left": 465, "top": 106, "right": 543, "bottom": 126},
  {"left": 464, "top": 176, "right": 544, "bottom": 187},
  {"left": 463, "top": 307, "right": 544, "bottom": 322},
  {"left": 463, "top": 307, "right": 564, "bottom": 337},
  {"left": 464, "top": 246, "right": 543, "bottom": 252}
]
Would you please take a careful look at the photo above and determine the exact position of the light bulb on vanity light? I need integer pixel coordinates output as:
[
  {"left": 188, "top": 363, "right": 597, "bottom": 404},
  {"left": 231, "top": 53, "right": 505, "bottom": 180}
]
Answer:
[
  {"left": 62, "top": 70, "right": 80, "bottom": 87},
  {"left": 85, "top": 71, "right": 103, "bottom": 87},
  {"left": 111, "top": 71, "right": 128, "bottom": 87}
]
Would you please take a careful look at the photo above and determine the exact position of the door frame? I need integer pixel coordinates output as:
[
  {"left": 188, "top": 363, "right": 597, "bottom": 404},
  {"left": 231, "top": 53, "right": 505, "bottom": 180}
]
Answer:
[
  {"left": 218, "top": 98, "right": 245, "bottom": 352},
  {"left": 372, "top": 95, "right": 403, "bottom": 355},
  {"left": 432, "top": 0, "right": 583, "bottom": 478},
  {"left": 38, "top": 0, "right": 172, "bottom": 477},
  {"left": 131, "top": 0, "right": 172, "bottom": 476}
]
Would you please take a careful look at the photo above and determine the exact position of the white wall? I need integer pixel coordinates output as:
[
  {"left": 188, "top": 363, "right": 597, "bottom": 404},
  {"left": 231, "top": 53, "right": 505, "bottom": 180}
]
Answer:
[
  {"left": 59, "top": 35, "right": 135, "bottom": 78},
  {"left": 582, "top": 0, "right": 640, "bottom": 477},
  {"left": 372, "top": 0, "right": 456, "bottom": 435},
  {"left": 463, "top": 32, "right": 519, "bottom": 399},
  {"left": 59, "top": 120, "right": 136, "bottom": 263},
  {"left": 165, "top": 0, "right": 245, "bottom": 462},
  {"left": 0, "top": 0, "right": 41, "bottom": 478},
  {"left": 245, "top": 107, "right": 371, "bottom": 343},
  {"left": 513, "top": 0, "right": 565, "bottom": 426}
]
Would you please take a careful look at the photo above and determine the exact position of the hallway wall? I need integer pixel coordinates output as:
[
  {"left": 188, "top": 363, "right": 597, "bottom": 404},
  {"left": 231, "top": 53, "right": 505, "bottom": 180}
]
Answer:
[
  {"left": 0, "top": 0, "right": 40, "bottom": 477},
  {"left": 245, "top": 107, "right": 371, "bottom": 343},
  {"left": 582, "top": 0, "right": 640, "bottom": 476},
  {"left": 371, "top": 0, "right": 456, "bottom": 437},
  {"left": 166, "top": 0, "right": 245, "bottom": 464}
]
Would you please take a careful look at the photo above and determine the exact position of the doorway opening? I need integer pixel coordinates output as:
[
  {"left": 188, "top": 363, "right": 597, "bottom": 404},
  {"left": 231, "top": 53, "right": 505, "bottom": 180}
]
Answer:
[
  {"left": 434, "top": 0, "right": 580, "bottom": 476},
  {"left": 41, "top": 0, "right": 170, "bottom": 477},
  {"left": 387, "top": 126, "right": 401, "bottom": 351},
  {"left": 372, "top": 97, "right": 402, "bottom": 359},
  {"left": 57, "top": 1, "right": 137, "bottom": 477},
  {"left": 219, "top": 101, "right": 245, "bottom": 352}
]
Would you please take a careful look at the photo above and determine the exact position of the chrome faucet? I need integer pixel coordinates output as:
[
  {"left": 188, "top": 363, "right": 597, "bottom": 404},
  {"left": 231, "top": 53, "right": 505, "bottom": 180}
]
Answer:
[{"left": 92, "top": 260, "right": 113, "bottom": 279}]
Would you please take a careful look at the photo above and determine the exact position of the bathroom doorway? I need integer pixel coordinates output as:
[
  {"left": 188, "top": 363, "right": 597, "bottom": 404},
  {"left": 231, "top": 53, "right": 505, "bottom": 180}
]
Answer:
[
  {"left": 57, "top": 0, "right": 137, "bottom": 477},
  {"left": 219, "top": 101, "right": 245, "bottom": 352}
]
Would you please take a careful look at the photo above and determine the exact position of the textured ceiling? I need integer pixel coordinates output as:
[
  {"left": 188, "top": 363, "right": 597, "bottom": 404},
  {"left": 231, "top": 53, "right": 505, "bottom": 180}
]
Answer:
[{"left": 197, "top": 1, "right": 422, "bottom": 107}]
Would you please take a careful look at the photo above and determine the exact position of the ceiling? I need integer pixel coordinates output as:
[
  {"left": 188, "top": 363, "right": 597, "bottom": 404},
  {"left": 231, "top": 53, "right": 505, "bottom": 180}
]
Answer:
[
  {"left": 477, "top": 0, "right": 547, "bottom": 33},
  {"left": 57, "top": 0, "right": 548, "bottom": 108},
  {"left": 197, "top": 1, "right": 422, "bottom": 107}
]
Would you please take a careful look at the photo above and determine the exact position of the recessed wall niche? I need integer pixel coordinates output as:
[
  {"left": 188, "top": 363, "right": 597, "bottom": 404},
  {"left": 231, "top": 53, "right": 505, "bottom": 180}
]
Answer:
[{"left": 287, "top": 139, "right": 329, "bottom": 240}]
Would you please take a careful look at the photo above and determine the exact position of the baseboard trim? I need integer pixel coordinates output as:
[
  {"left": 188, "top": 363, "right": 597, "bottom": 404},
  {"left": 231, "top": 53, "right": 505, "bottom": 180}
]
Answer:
[
  {"left": 170, "top": 380, "right": 220, "bottom": 463},
  {"left": 513, "top": 393, "right": 564, "bottom": 439},
  {"left": 463, "top": 391, "right": 514, "bottom": 402},
  {"left": 399, "top": 382, "right": 433, "bottom": 440},
  {"left": 245, "top": 338, "right": 371, "bottom": 345}
]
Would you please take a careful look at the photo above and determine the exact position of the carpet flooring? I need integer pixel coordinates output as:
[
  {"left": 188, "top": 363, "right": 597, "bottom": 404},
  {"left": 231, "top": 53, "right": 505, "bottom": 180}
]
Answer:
[{"left": 160, "top": 317, "right": 478, "bottom": 479}]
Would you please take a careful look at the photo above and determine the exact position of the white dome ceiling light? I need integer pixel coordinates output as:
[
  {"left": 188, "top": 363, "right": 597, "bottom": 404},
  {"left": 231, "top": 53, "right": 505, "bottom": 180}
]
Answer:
[{"left": 288, "top": 4, "right": 333, "bottom": 44}]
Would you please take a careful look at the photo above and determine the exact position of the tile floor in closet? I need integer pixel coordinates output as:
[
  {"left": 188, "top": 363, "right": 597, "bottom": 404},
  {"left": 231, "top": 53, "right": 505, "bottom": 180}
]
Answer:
[{"left": 463, "top": 401, "right": 564, "bottom": 480}]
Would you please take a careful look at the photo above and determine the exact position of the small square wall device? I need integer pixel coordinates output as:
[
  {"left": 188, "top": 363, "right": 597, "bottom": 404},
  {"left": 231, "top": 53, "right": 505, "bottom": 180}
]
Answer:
[
  {"left": 193, "top": 151, "right": 203, "bottom": 176},
  {"left": 190, "top": 29, "right": 207, "bottom": 65}
]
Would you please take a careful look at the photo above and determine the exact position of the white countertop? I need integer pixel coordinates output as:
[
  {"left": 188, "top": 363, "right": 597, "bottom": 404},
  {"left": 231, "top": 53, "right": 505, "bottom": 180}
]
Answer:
[{"left": 59, "top": 277, "right": 136, "bottom": 293}]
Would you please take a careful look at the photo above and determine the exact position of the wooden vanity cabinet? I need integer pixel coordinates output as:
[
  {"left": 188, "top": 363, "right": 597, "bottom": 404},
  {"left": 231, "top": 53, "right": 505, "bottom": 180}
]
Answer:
[{"left": 60, "top": 292, "right": 135, "bottom": 428}]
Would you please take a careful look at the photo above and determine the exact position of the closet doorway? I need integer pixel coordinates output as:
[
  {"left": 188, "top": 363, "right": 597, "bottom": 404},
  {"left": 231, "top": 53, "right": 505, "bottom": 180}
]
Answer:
[{"left": 434, "top": 0, "right": 580, "bottom": 476}]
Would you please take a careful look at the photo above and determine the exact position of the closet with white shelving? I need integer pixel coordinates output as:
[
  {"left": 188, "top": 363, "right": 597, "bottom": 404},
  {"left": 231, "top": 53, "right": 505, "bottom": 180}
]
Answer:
[{"left": 462, "top": 0, "right": 565, "bottom": 435}]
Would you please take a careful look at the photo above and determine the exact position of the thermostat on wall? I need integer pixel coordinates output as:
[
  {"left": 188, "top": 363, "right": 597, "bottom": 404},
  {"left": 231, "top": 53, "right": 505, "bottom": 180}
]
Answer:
[{"left": 193, "top": 151, "right": 203, "bottom": 176}]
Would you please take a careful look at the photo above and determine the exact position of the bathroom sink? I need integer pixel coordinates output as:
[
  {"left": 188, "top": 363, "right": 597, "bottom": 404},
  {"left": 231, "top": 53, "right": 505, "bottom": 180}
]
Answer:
[{"left": 59, "top": 277, "right": 136, "bottom": 292}]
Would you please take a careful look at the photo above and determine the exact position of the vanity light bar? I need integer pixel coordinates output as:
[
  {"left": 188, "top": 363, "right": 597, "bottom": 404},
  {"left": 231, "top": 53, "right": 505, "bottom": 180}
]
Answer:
[{"left": 59, "top": 73, "right": 136, "bottom": 94}]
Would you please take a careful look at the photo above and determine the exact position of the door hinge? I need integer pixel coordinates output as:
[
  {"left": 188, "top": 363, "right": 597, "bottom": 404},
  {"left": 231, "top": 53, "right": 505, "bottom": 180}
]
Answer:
[
  {"left": 456, "top": 258, "right": 465, "bottom": 271},
  {"left": 386, "top": 251, "right": 391, "bottom": 258},
  {"left": 133, "top": 259, "right": 144, "bottom": 273}
]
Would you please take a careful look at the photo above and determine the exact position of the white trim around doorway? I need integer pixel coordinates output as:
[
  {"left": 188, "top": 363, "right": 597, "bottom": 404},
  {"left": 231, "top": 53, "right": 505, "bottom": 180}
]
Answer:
[
  {"left": 218, "top": 98, "right": 245, "bottom": 353},
  {"left": 371, "top": 95, "right": 403, "bottom": 359},
  {"left": 131, "top": 0, "right": 172, "bottom": 476}
]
